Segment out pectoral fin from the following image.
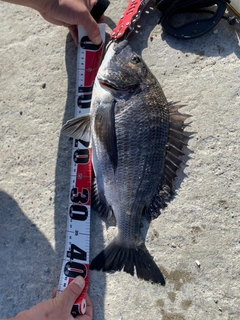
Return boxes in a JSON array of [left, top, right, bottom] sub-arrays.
[[61, 115, 90, 142], [94, 99, 118, 172]]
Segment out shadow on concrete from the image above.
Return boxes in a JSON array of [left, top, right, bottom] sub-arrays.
[[0, 191, 57, 318]]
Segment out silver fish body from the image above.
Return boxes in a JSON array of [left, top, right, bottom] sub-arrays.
[[62, 41, 190, 284]]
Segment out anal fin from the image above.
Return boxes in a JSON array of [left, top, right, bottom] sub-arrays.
[[91, 177, 112, 220]]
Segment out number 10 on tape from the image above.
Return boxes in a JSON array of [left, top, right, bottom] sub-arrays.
[[57, 24, 106, 316]]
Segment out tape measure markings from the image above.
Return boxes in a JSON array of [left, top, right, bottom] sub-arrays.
[[57, 24, 106, 316]]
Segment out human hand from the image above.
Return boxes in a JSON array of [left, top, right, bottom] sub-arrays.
[[10, 276, 93, 320], [40, 0, 103, 45]]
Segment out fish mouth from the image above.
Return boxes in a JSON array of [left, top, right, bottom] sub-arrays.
[[99, 79, 139, 93], [99, 79, 119, 91]]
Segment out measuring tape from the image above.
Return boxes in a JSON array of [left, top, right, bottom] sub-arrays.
[[57, 24, 106, 316]]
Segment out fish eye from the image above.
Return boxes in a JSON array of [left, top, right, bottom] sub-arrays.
[[131, 55, 141, 64]]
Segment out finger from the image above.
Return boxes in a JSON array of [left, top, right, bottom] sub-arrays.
[[98, 14, 106, 24], [56, 276, 85, 311], [40, 13, 72, 27], [78, 11, 102, 45], [68, 25, 79, 46], [85, 294, 93, 318], [52, 287, 58, 298]]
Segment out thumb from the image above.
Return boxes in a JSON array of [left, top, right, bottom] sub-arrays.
[[79, 12, 102, 45], [56, 276, 85, 310]]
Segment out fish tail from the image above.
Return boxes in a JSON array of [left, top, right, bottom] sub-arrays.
[[90, 239, 165, 285]]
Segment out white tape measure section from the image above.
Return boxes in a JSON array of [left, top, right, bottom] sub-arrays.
[[75, 25, 105, 118]]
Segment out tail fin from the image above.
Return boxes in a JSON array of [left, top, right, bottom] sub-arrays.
[[90, 239, 165, 285]]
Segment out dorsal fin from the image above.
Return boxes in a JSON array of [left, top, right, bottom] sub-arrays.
[[145, 102, 191, 222]]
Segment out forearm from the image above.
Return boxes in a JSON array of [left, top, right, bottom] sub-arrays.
[[1, 0, 49, 13]]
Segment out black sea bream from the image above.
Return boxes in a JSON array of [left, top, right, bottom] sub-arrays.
[[62, 41, 190, 284]]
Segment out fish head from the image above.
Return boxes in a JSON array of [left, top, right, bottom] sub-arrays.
[[97, 40, 151, 98]]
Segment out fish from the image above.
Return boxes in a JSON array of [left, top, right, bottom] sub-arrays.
[[61, 40, 190, 285]]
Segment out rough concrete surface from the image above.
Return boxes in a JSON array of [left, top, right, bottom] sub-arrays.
[[0, 1, 240, 319]]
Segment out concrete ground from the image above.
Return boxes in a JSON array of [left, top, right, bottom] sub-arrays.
[[0, 1, 239, 319]]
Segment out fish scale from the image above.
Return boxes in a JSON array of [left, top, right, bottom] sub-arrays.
[[61, 40, 190, 285], [115, 119, 150, 203]]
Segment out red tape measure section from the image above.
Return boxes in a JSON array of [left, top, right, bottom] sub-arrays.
[[57, 24, 106, 317]]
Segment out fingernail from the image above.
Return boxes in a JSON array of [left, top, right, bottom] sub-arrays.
[[74, 276, 85, 289], [93, 35, 102, 45]]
